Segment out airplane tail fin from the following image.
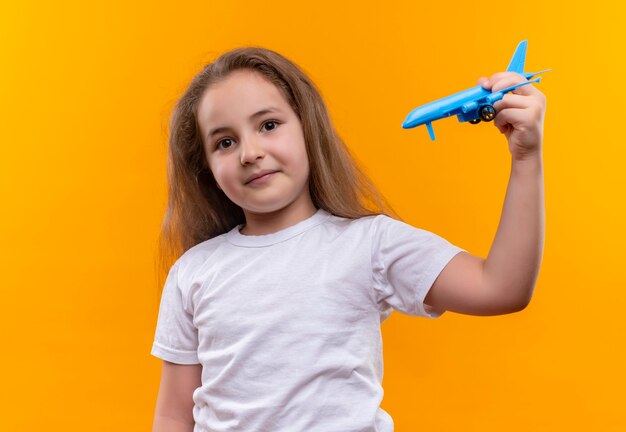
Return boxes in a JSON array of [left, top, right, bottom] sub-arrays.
[[426, 122, 436, 141], [506, 40, 527, 74]]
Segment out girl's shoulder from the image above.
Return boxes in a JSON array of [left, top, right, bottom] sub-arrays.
[[336, 212, 401, 230], [324, 211, 406, 240], [174, 232, 230, 276], [347, 212, 440, 241]]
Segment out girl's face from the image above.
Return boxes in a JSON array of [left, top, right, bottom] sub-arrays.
[[197, 69, 314, 223]]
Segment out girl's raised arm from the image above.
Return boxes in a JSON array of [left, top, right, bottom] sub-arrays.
[[424, 72, 546, 316]]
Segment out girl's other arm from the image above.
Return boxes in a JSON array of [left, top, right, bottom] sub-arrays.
[[152, 360, 202, 432], [425, 72, 546, 316]]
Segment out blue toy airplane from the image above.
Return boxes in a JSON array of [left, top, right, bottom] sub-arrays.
[[402, 40, 550, 140]]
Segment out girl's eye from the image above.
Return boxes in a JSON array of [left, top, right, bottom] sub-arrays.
[[215, 138, 233, 150], [214, 120, 280, 150], [261, 120, 280, 132]]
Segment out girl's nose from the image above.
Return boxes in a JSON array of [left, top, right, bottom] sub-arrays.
[[239, 136, 265, 165]]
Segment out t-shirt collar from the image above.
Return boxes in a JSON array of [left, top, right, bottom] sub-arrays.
[[226, 208, 331, 247]]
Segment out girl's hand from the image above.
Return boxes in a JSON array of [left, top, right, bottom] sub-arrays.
[[478, 72, 546, 162]]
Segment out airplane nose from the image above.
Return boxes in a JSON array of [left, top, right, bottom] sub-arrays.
[[402, 107, 429, 129]]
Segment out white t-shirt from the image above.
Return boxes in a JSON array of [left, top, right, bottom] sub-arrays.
[[151, 208, 466, 431]]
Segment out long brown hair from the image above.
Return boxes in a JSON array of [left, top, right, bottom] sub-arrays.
[[155, 46, 399, 289]]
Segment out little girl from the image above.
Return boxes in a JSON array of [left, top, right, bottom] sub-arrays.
[[151, 46, 546, 432]]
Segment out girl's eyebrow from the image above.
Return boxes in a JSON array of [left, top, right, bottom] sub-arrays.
[[206, 107, 280, 140]]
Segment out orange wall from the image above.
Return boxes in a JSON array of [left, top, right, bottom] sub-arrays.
[[1, 0, 625, 430]]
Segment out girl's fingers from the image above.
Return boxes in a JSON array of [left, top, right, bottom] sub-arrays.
[[491, 74, 545, 98], [493, 107, 528, 131], [495, 94, 546, 114], [480, 72, 531, 96], [486, 73, 519, 92], [487, 72, 528, 91], [487, 71, 524, 84], [479, 72, 546, 118], [494, 93, 531, 111], [478, 77, 490, 89], [494, 78, 533, 95], [480, 72, 543, 98]]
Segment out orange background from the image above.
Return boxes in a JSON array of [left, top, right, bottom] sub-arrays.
[[1, 1, 625, 430]]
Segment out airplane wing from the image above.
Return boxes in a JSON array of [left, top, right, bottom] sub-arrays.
[[497, 77, 541, 97]]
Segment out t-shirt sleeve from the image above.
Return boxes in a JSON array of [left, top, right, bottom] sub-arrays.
[[151, 260, 200, 364], [371, 215, 467, 319]]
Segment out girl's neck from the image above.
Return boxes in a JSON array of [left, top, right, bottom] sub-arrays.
[[240, 200, 318, 236]]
